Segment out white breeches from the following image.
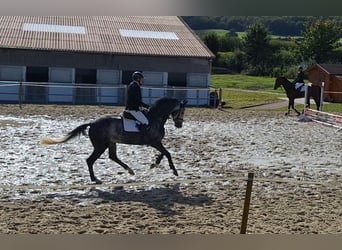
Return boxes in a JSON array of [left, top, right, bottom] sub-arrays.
[[295, 82, 305, 92], [125, 110, 149, 125]]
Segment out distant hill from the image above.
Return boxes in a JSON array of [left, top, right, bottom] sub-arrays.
[[181, 16, 342, 36]]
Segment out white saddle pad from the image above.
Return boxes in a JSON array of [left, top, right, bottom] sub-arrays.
[[298, 85, 305, 93], [123, 118, 139, 132]]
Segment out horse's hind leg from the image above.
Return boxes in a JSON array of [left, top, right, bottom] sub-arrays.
[[150, 153, 164, 169], [108, 143, 135, 175], [290, 99, 301, 116], [151, 142, 178, 176], [86, 146, 107, 184]]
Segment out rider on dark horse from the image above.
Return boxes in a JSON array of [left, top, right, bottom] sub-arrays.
[[125, 71, 151, 137], [293, 66, 305, 92]]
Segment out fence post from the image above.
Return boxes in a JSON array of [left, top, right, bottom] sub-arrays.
[[240, 172, 254, 234], [19, 81, 23, 110], [218, 87, 222, 103]]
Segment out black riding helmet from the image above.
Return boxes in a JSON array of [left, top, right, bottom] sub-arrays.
[[132, 71, 144, 81]]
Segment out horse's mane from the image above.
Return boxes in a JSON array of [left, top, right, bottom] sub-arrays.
[[276, 76, 295, 88], [148, 97, 179, 118], [277, 76, 291, 82]]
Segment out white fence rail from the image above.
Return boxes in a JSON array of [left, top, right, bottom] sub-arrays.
[[0, 81, 212, 107]]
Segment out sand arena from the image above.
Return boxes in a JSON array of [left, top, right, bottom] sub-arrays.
[[0, 104, 341, 233]]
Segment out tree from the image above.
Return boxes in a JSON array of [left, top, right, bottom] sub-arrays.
[[219, 32, 242, 52], [300, 19, 342, 63], [243, 22, 272, 75], [201, 31, 220, 55]]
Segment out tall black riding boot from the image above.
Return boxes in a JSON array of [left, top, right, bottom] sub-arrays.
[[137, 123, 151, 142]]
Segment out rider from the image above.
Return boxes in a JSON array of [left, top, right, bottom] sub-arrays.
[[293, 66, 305, 91], [125, 71, 150, 134]]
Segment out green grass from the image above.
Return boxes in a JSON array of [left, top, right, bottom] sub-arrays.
[[211, 74, 278, 91], [219, 88, 282, 109], [211, 74, 342, 113]]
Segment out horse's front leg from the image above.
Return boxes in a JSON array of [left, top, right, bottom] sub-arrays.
[[151, 142, 178, 176], [286, 100, 292, 115]]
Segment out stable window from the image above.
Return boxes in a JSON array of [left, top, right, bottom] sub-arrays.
[[167, 72, 187, 100], [25, 66, 48, 103], [75, 68, 97, 104], [168, 72, 187, 87], [121, 70, 135, 85], [75, 68, 96, 84]]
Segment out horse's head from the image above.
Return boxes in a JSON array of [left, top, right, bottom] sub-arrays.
[[148, 97, 187, 128], [170, 99, 187, 128], [274, 77, 285, 90]]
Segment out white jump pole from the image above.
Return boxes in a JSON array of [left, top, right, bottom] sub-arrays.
[[319, 82, 325, 111], [304, 83, 309, 110]]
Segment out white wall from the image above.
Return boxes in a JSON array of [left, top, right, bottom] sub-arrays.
[[48, 67, 74, 103], [97, 69, 121, 104], [187, 73, 209, 87], [0, 65, 24, 101]]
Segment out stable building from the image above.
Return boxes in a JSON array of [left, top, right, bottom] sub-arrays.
[[0, 16, 214, 106], [306, 64, 342, 103]]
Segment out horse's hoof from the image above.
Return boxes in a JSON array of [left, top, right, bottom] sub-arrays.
[[92, 178, 102, 184], [173, 170, 179, 176], [128, 169, 135, 175], [150, 163, 157, 169]]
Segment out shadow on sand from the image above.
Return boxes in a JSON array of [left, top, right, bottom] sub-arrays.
[[48, 183, 212, 216]]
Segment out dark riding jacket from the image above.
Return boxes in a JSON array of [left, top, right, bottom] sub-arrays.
[[294, 71, 305, 83], [125, 81, 149, 111]]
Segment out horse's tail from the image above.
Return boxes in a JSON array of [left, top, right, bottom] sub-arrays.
[[41, 123, 91, 145]]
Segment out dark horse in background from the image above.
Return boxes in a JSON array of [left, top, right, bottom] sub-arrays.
[[274, 77, 321, 116], [41, 97, 187, 184]]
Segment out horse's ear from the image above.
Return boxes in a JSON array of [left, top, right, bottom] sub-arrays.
[[181, 100, 188, 106]]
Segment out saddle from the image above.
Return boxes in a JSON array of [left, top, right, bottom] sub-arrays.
[[120, 111, 140, 132], [295, 83, 305, 93]]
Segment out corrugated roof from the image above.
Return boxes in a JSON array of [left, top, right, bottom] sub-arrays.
[[307, 64, 342, 75], [0, 16, 214, 59]]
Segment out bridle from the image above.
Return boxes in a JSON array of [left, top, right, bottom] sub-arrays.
[[172, 105, 184, 124], [170, 101, 187, 128]]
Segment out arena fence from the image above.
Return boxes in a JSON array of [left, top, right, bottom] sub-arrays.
[[303, 82, 342, 131], [0, 81, 214, 108]]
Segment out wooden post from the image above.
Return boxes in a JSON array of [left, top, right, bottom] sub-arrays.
[[218, 87, 222, 103], [19, 81, 23, 110], [240, 172, 254, 234], [217, 88, 222, 110]]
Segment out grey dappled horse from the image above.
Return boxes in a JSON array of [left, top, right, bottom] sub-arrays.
[[41, 97, 187, 184]]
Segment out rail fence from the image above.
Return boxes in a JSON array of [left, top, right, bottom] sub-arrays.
[[303, 82, 342, 130], [0, 81, 220, 108]]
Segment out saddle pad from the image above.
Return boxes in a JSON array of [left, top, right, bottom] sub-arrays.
[[123, 118, 139, 132], [298, 85, 305, 93]]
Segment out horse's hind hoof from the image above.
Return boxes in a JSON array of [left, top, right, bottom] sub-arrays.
[[92, 178, 103, 185], [128, 169, 135, 175], [173, 170, 179, 176]]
